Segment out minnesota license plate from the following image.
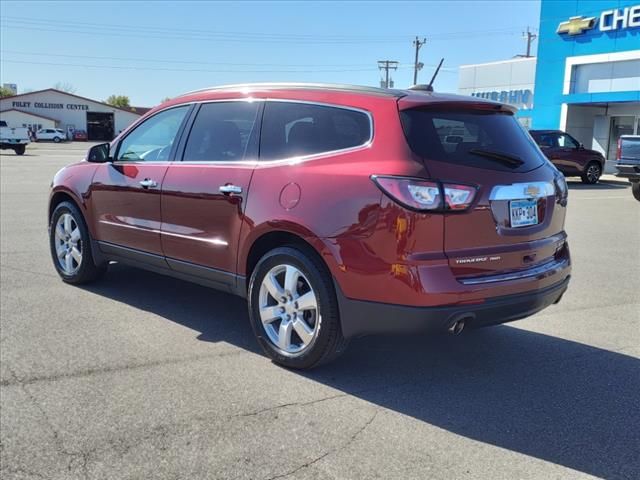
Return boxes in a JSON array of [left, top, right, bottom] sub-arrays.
[[510, 199, 538, 227]]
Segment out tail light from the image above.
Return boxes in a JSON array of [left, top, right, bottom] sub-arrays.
[[617, 138, 622, 161], [371, 175, 476, 212], [553, 173, 568, 206]]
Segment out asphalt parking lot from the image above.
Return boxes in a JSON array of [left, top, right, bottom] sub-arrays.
[[1, 143, 639, 480]]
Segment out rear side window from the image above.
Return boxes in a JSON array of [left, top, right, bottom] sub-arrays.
[[260, 102, 371, 161], [183, 102, 260, 162], [400, 109, 545, 172]]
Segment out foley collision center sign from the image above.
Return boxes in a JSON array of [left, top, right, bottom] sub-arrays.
[[557, 4, 640, 35]]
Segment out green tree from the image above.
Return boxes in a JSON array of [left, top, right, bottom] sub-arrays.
[[0, 86, 15, 98], [105, 95, 131, 108]]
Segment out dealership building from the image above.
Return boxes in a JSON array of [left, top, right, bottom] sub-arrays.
[[459, 0, 640, 170], [0, 89, 142, 140]]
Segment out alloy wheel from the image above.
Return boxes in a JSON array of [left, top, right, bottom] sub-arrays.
[[258, 264, 319, 356], [54, 213, 83, 275], [586, 164, 601, 183]]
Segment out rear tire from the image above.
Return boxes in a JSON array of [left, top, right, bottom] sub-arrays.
[[581, 161, 602, 184], [632, 182, 640, 202], [49, 201, 106, 284], [53, 136, 61, 143], [248, 246, 348, 369], [14, 145, 25, 155]]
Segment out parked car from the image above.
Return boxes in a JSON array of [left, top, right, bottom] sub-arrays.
[[614, 135, 640, 201], [529, 129, 605, 184], [36, 128, 67, 142], [0, 120, 30, 155], [48, 83, 571, 369], [73, 129, 88, 141]]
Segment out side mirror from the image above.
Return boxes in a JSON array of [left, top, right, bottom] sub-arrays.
[[578, 143, 585, 150], [87, 143, 111, 163]]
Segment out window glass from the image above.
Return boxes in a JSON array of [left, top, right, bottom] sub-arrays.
[[558, 133, 579, 149], [183, 102, 259, 162], [400, 109, 545, 172], [261, 102, 371, 160], [117, 106, 189, 162]]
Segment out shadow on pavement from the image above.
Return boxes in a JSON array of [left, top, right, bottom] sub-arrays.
[[567, 179, 630, 190], [84, 264, 640, 480]]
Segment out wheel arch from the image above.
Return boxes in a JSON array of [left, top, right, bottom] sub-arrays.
[[242, 228, 342, 294], [49, 189, 82, 223]]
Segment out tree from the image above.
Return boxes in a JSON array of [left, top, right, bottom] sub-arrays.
[[105, 95, 131, 108], [53, 82, 76, 93], [0, 86, 15, 98]]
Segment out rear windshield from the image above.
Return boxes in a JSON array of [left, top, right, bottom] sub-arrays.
[[620, 138, 640, 160], [400, 109, 545, 172]]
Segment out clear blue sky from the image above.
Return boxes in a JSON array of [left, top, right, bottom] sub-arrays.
[[0, 0, 540, 107]]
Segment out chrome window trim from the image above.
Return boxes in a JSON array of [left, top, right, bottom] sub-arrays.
[[170, 98, 374, 167], [489, 181, 555, 201]]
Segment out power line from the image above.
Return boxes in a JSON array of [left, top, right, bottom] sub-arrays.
[[0, 58, 425, 74]]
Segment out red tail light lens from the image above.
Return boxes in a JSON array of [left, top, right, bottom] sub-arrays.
[[443, 184, 476, 210], [371, 176, 476, 212], [617, 138, 622, 161]]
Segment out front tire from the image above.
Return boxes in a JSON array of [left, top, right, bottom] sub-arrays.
[[49, 201, 106, 284], [248, 246, 347, 369], [581, 161, 602, 184], [53, 136, 61, 143], [14, 145, 25, 155]]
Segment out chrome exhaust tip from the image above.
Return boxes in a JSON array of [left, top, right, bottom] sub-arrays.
[[448, 318, 466, 335]]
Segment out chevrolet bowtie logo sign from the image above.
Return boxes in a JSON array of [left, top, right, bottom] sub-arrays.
[[525, 185, 540, 197], [557, 16, 596, 35]]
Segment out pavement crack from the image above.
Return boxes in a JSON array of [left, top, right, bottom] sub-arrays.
[[264, 410, 379, 480], [235, 392, 347, 418], [0, 350, 247, 387]]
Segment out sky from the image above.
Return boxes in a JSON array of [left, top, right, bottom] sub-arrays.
[[0, 0, 541, 107]]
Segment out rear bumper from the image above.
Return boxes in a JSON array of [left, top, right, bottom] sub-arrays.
[[336, 275, 570, 339], [615, 163, 640, 180]]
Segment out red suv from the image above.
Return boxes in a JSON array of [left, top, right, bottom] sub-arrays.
[[48, 84, 571, 369]]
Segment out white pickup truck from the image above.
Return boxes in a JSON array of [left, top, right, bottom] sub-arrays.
[[0, 120, 30, 155]]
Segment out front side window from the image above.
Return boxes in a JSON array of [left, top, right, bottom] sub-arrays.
[[117, 106, 189, 162], [558, 133, 579, 149], [260, 102, 371, 161], [182, 101, 260, 162]]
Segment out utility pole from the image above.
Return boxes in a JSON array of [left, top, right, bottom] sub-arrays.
[[412, 36, 426, 84], [522, 27, 537, 57], [377, 60, 399, 88]]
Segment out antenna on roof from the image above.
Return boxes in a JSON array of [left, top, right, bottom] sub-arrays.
[[408, 58, 444, 92]]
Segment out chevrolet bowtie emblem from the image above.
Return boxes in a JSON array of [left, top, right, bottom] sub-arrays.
[[525, 185, 540, 197], [557, 16, 596, 35]]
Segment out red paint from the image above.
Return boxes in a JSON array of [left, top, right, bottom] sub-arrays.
[[50, 85, 571, 311]]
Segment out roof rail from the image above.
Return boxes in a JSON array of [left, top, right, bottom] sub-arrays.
[[177, 82, 406, 98]]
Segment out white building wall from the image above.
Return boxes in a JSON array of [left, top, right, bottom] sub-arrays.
[[0, 90, 140, 136], [458, 57, 537, 110], [0, 110, 56, 129]]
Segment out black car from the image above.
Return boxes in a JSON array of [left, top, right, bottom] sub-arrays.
[[530, 130, 605, 184]]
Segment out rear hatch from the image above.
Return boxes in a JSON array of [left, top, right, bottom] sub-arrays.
[[398, 98, 567, 279], [618, 136, 640, 165]]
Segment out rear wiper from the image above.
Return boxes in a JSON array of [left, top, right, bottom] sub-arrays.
[[468, 148, 524, 167]]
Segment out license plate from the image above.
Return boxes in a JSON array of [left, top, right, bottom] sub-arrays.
[[510, 199, 538, 227]]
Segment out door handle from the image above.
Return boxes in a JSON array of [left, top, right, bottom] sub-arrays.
[[219, 184, 242, 195], [139, 178, 158, 189]]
